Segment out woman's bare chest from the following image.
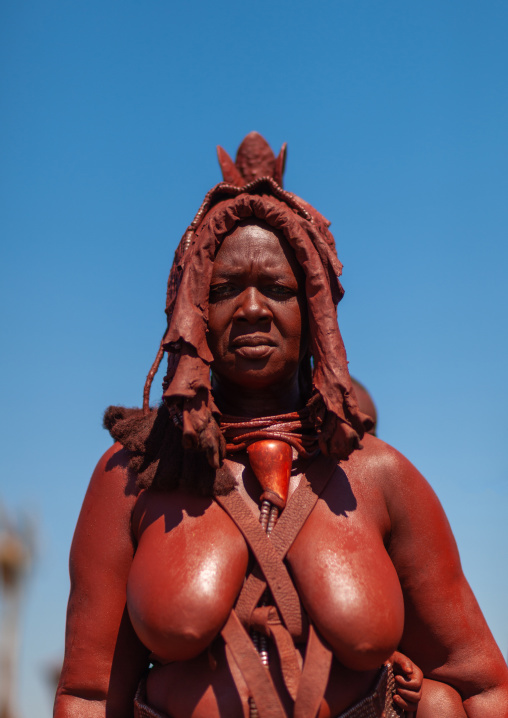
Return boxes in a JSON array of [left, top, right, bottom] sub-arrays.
[[127, 491, 249, 662], [286, 484, 405, 669], [127, 463, 403, 668]]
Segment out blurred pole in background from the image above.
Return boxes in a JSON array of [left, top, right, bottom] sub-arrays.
[[0, 505, 35, 718]]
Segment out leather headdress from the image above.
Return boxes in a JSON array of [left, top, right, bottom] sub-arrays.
[[105, 133, 370, 493]]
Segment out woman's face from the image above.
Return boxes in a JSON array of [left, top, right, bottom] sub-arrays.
[[207, 221, 307, 396]]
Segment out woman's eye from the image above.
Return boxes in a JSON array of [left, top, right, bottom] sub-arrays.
[[209, 284, 236, 300], [267, 285, 296, 298], [209, 283, 297, 301]]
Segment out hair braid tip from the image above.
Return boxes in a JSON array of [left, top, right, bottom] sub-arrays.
[[143, 342, 165, 414]]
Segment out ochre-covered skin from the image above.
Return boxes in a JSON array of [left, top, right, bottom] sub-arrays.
[[55, 136, 508, 718], [128, 490, 249, 664], [55, 436, 508, 717]]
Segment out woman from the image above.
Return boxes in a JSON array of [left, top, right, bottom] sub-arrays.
[[55, 133, 508, 718]]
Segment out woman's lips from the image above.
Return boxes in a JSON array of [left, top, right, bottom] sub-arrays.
[[230, 335, 275, 360], [234, 345, 275, 360]]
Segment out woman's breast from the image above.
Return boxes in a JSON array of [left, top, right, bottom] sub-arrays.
[[127, 490, 249, 662], [287, 492, 404, 671]]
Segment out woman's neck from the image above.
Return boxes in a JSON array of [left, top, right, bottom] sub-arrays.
[[211, 374, 304, 418]]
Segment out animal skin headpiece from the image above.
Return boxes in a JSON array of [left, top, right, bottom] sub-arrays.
[[105, 133, 370, 494]]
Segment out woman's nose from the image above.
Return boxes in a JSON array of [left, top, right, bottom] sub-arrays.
[[234, 287, 272, 324]]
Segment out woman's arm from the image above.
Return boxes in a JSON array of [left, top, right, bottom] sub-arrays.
[[377, 439, 508, 717], [54, 443, 150, 718]]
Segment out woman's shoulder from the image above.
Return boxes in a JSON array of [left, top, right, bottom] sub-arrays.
[[95, 440, 130, 470], [84, 441, 142, 505], [348, 435, 454, 546], [346, 434, 439, 510], [347, 433, 420, 480]]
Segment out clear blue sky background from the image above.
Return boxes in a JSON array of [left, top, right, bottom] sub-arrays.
[[1, 2, 507, 715]]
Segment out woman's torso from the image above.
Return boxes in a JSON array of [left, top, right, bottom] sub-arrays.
[[127, 441, 404, 717]]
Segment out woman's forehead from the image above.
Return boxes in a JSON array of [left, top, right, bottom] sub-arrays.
[[213, 221, 298, 272]]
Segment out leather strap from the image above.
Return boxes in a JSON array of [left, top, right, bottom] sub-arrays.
[[216, 453, 339, 717], [293, 624, 333, 718], [217, 488, 304, 637], [235, 564, 268, 632], [221, 610, 287, 718], [249, 605, 303, 701], [218, 453, 338, 639]]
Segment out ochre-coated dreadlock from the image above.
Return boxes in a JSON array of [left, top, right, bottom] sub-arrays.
[[104, 132, 372, 496]]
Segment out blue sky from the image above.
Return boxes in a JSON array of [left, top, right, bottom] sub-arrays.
[[1, 2, 507, 714]]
